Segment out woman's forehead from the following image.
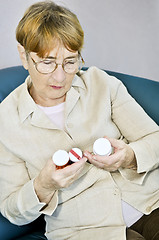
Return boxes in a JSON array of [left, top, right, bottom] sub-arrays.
[[48, 46, 78, 58], [31, 44, 78, 60]]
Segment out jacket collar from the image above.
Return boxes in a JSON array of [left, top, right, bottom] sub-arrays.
[[18, 74, 86, 129]]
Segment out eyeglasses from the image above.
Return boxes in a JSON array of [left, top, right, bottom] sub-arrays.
[[29, 53, 85, 74]]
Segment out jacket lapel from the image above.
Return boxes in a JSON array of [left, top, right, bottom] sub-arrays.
[[18, 75, 84, 130], [30, 107, 59, 129], [65, 86, 80, 120]]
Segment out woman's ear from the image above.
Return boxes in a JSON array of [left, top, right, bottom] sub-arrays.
[[17, 44, 29, 70]]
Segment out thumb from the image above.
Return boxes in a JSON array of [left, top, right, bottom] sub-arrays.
[[103, 136, 119, 149], [45, 158, 56, 171]]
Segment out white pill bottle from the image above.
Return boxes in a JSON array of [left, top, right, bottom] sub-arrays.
[[93, 138, 112, 156], [52, 150, 69, 169], [69, 148, 83, 163]]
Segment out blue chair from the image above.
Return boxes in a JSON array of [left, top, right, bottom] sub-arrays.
[[0, 214, 46, 240], [0, 66, 158, 239]]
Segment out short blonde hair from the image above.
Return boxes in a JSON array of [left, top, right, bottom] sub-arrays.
[[16, 1, 84, 57]]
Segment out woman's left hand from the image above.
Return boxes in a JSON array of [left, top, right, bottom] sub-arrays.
[[84, 137, 137, 172]]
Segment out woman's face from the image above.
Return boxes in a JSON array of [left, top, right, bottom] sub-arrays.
[[25, 44, 78, 107]]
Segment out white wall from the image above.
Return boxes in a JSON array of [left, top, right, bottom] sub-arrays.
[[0, 0, 159, 81]]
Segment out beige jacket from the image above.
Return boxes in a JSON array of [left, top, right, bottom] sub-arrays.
[[0, 67, 159, 240]]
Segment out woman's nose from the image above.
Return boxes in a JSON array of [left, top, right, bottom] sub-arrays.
[[52, 64, 66, 82]]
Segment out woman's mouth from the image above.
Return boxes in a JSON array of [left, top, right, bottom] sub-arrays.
[[50, 85, 63, 90]]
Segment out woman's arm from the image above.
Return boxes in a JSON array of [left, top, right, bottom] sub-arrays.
[[84, 75, 159, 182], [0, 141, 87, 225]]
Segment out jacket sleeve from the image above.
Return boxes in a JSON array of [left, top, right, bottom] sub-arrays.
[[0, 142, 58, 225], [110, 76, 159, 184]]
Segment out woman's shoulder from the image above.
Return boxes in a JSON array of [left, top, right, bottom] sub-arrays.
[[80, 66, 122, 85], [0, 83, 25, 115], [77, 66, 122, 94]]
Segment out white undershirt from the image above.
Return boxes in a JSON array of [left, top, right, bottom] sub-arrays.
[[38, 102, 65, 129], [37, 102, 143, 227], [121, 200, 143, 227]]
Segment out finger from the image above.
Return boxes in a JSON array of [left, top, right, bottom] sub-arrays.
[[84, 149, 115, 166], [58, 157, 87, 177], [89, 157, 119, 171], [103, 136, 124, 149], [58, 157, 87, 187], [83, 151, 93, 160], [88, 157, 106, 168], [42, 158, 56, 173]]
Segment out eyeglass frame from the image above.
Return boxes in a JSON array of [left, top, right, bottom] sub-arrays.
[[28, 52, 85, 75]]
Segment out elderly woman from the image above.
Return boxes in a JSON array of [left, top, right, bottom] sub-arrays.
[[0, 1, 159, 240]]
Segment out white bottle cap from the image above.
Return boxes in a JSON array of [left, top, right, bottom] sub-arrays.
[[93, 138, 112, 156], [52, 150, 69, 167], [69, 148, 83, 163]]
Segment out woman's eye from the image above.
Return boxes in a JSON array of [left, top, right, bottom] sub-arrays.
[[65, 61, 76, 65], [43, 61, 53, 65]]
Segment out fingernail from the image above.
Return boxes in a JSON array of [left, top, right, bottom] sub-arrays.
[[93, 156, 96, 160], [83, 152, 88, 157]]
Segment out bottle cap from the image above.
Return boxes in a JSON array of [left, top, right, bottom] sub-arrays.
[[52, 150, 69, 168], [69, 148, 83, 162], [93, 138, 112, 156]]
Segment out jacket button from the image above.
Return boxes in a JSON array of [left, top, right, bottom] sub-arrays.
[[114, 188, 119, 196]]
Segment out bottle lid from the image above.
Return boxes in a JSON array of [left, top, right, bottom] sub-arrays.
[[52, 150, 69, 167], [93, 138, 112, 156], [69, 148, 82, 162]]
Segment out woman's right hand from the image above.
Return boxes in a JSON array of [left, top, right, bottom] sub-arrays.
[[34, 157, 87, 204]]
